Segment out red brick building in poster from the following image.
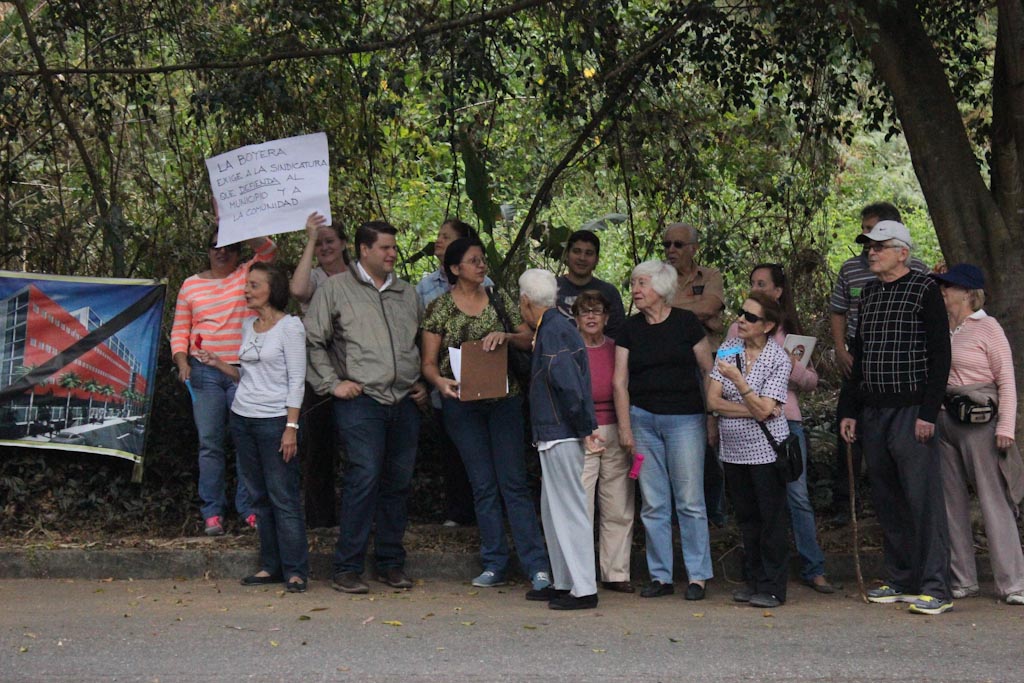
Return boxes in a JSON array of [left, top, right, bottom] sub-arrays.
[[1, 284, 146, 423]]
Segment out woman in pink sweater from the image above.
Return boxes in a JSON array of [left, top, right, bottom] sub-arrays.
[[730, 264, 837, 593], [573, 290, 635, 593], [932, 264, 1023, 605]]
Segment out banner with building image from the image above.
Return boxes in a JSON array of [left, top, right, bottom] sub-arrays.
[[0, 271, 165, 481]]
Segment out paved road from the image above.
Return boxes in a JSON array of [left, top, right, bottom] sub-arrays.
[[1, 578, 1020, 682]]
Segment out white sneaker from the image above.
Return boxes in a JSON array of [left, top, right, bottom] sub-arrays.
[[952, 585, 980, 599], [1006, 592, 1024, 605]]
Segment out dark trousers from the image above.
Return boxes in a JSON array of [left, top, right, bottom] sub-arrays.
[[432, 408, 475, 524], [725, 461, 789, 601], [301, 387, 340, 528], [704, 444, 726, 526], [861, 405, 951, 600], [331, 395, 420, 575]]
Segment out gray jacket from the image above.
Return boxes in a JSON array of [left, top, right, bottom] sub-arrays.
[[304, 267, 422, 405]]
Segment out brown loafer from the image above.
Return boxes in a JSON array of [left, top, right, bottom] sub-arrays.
[[378, 567, 413, 589], [602, 581, 635, 594], [802, 577, 840, 594]]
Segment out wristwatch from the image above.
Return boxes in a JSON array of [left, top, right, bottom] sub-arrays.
[[285, 422, 300, 430]]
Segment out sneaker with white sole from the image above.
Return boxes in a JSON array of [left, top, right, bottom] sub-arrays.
[[866, 584, 909, 603], [952, 584, 979, 599], [472, 571, 507, 587], [204, 515, 224, 537], [907, 595, 953, 615], [1005, 592, 1024, 605], [531, 571, 552, 591]]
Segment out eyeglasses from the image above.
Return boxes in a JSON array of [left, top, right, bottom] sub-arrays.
[[576, 307, 607, 317], [736, 308, 764, 324], [662, 240, 696, 250], [866, 242, 901, 253], [460, 257, 486, 267]]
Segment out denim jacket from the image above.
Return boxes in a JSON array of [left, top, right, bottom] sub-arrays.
[[528, 308, 598, 443]]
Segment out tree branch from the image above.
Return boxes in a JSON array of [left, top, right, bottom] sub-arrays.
[[0, 0, 556, 77]]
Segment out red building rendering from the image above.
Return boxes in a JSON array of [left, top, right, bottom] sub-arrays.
[[1, 284, 146, 418]]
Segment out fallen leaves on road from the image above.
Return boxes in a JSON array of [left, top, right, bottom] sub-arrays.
[[361, 616, 375, 626], [382, 620, 403, 627]]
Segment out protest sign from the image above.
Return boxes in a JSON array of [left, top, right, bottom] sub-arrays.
[[0, 271, 165, 482], [206, 132, 331, 245]]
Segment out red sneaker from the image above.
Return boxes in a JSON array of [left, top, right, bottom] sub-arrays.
[[204, 515, 224, 536], [245, 514, 257, 530]]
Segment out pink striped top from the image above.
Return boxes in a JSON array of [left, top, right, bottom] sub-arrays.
[[725, 322, 817, 422], [948, 311, 1017, 438], [169, 239, 276, 364]]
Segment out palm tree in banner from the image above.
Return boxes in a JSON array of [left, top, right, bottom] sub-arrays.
[[83, 379, 100, 422], [121, 387, 135, 417], [13, 364, 37, 436], [58, 371, 82, 429], [99, 384, 115, 420]]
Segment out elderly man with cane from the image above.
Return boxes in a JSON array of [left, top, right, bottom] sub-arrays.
[[518, 268, 604, 610]]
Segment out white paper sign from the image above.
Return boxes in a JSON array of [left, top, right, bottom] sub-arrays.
[[206, 132, 331, 245]]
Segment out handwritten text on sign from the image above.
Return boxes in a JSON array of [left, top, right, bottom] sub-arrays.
[[206, 132, 331, 245]]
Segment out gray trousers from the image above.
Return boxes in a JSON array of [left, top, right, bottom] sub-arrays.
[[937, 411, 1024, 597], [540, 440, 597, 597], [861, 405, 951, 600]]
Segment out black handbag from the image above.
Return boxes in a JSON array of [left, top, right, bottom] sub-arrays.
[[485, 287, 533, 387], [735, 353, 802, 483], [758, 421, 804, 483], [944, 394, 994, 424]]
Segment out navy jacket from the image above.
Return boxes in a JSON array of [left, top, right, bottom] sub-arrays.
[[528, 308, 598, 443]]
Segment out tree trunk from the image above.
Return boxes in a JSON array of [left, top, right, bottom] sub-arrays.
[[853, 0, 1024, 441]]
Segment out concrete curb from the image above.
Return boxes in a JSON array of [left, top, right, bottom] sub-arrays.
[[0, 545, 990, 584]]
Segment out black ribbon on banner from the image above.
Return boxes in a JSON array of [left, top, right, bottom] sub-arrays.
[[0, 284, 165, 402]]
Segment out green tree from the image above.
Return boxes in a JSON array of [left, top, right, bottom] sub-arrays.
[[99, 384, 115, 420], [58, 371, 82, 430]]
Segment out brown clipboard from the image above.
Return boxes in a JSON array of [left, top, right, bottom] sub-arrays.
[[459, 340, 508, 401]]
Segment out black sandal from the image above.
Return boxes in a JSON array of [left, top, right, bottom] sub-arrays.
[[286, 577, 308, 593]]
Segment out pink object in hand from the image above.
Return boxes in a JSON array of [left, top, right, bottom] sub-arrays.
[[195, 334, 203, 350], [628, 453, 645, 480]]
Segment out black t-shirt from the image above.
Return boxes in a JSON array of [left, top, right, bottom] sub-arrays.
[[616, 307, 706, 415]]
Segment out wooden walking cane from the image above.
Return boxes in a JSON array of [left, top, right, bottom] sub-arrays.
[[847, 440, 868, 602]]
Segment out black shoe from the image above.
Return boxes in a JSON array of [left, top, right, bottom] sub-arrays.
[[286, 578, 308, 593], [526, 587, 569, 602], [240, 572, 283, 586], [640, 581, 674, 598], [331, 571, 369, 594], [602, 581, 635, 594], [685, 583, 706, 601], [732, 587, 753, 603], [377, 567, 413, 589], [549, 593, 599, 610], [749, 593, 783, 608]]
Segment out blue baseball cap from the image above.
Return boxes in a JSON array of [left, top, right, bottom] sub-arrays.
[[930, 263, 985, 290]]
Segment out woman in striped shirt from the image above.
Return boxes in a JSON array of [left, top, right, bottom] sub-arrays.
[[933, 264, 1024, 605], [170, 231, 276, 536]]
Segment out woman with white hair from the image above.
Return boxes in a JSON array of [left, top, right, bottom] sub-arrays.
[[519, 268, 603, 609], [613, 260, 715, 600]]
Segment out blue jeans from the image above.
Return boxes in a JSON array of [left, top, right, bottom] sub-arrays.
[[190, 358, 252, 519], [442, 395, 549, 578], [631, 408, 713, 583], [231, 414, 309, 580], [787, 421, 825, 580], [332, 394, 420, 574]]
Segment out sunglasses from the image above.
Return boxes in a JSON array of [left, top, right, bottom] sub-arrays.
[[662, 240, 695, 250], [736, 308, 764, 324], [866, 242, 901, 253]]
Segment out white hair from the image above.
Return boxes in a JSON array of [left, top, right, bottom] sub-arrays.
[[518, 268, 558, 308], [663, 222, 698, 243], [890, 238, 912, 253], [632, 260, 677, 301]]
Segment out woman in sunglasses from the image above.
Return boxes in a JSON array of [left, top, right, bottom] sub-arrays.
[[170, 230, 276, 536], [196, 262, 309, 592], [724, 264, 837, 595], [708, 291, 792, 608]]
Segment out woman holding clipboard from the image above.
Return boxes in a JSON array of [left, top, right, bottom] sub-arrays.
[[420, 237, 552, 595]]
